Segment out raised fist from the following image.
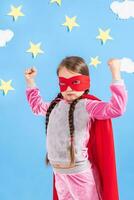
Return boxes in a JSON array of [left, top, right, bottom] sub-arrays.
[[24, 67, 37, 80]]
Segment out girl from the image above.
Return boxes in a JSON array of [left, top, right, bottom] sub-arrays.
[[24, 56, 127, 200]]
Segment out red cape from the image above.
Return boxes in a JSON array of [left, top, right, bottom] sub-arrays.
[[53, 94, 119, 200]]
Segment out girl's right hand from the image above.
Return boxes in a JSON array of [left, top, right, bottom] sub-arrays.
[[24, 67, 37, 80]]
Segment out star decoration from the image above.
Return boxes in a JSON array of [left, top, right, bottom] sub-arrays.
[[62, 16, 79, 32], [26, 42, 44, 58], [89, 56, 101, 68], [0, 80, 14, 95], [50, 0, 62, 6], [8, 5, 24, 21], [96, 28, 113, 44]]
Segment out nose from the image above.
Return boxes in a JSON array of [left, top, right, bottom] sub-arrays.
[[66, 86, 72, 91]]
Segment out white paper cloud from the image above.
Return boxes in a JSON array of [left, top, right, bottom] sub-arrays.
[[110, 0, 134, 19], [120, 57, 134, 73], [0, 29, 14, 47]]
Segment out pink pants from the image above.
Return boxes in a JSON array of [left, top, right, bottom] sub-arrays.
[[54, 168, 99, 200]]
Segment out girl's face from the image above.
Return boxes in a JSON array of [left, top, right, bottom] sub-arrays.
[[58, 67, 85, 103]]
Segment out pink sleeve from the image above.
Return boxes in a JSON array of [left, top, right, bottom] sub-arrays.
[[26, 87, 51, 116], [86, 81, 128, 119]]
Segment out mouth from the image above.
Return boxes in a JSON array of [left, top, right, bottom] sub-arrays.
[[67, 94, 75, 96]]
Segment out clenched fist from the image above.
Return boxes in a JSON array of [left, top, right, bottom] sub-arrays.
[[24, 67, 37, 80], [107, 58, 121, 80], [24, 67, 37, 88]]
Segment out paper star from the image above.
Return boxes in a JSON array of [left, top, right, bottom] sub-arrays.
[[96, 28, 113, 44], [89, 56, 101, 68], [8, 5, 24, 21], [26, 42, 44, 58], [50, 0, 62, 6], [0, 80, 14, 95], [62, 16, 79, 32]]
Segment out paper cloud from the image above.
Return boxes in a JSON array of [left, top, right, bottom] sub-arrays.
[[120, 57, 134, 73], [0, 29, 14, 47], [110, 1, 134, 19]]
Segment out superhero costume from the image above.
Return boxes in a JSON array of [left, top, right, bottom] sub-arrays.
[[53, 75, 119, 200]]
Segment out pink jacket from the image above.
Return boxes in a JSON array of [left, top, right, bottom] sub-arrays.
[[26, 80, 128, 120]]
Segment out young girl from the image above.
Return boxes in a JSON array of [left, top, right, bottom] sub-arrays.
[[24, 56, 127, 200]]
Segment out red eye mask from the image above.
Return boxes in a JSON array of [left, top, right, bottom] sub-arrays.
[[58, 75, 90, 92]]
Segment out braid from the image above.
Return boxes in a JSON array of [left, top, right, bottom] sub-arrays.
[[68, 89, 89, 167], [45, 89, 89, 167], [45, 92, 63, 166]]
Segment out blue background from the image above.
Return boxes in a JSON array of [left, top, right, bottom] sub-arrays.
[[0, 0, 133, 199]]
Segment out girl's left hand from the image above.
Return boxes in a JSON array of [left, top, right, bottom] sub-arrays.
[[107, 58, 121, 80]]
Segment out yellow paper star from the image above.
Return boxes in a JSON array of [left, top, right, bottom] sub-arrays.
[[26, 42, 44, 58], [8, 5, 24, 21], [96, 28, 113, 44], [62, 16, 79, 32], [50, 0, 62, 6], [0, 80, 14, 95], [89, 56, 101, 68]]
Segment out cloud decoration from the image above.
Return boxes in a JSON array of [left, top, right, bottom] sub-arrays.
[[0, 29, 14, 47], [110, 0, 134, 19], [120, 57, 134, 73]]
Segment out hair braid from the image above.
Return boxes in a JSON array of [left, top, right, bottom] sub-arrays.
[[68, 89, 89, 167], [45, 89, 89, 167], [45, 92, 63, 165]]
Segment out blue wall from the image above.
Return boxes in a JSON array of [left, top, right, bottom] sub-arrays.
[[0, 1, 133, 199]]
